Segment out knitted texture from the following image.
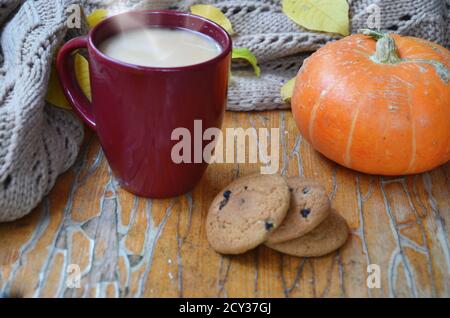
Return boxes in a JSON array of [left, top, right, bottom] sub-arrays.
[[0, 0, 84, 221], [0, 0, 449, 222], [85, 0, 450, 110]]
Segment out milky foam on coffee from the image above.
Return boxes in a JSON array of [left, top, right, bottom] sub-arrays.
[[99, 27, 222, 68]]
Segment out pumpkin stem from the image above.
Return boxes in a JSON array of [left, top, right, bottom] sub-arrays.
[[360, 29, 401, 64], [359, 29, 385, 40]]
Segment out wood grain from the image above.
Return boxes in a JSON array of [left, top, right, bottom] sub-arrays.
[[0, 110, 448, 298]]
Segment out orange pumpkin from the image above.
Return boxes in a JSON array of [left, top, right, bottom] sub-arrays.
[[291, 30, 450, 175]]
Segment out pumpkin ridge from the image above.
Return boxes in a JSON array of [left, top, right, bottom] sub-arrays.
[[308, 89, 328, 146], [406, 86, 416, 173], [308, 65, 371, 146], [345, 97, 366, 167]]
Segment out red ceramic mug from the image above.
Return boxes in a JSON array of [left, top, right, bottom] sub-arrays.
[[57, 10, 232, 198]]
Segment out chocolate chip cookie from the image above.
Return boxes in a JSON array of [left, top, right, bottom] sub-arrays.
[[265, 210, 349, 257], [266, 177, 330, 244], [206, 173, 290, 254]]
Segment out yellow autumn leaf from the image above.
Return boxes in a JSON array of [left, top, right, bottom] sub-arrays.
[[46, 63, 71, 110], [86, 9, 109, 29], [46, 55, 92, 109], [282, 0, 349, 36], [74, 54, 91, 101], [232, 48, 261, 77], [46, 9, 107, 109], [190, 4, 234, 35], [280, 77, 296, 103]]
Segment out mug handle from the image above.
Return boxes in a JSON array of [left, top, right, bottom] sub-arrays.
[[56, 36, 96, 130]]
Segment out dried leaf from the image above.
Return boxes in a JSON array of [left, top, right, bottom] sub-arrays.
[[190, 4, 234, 35], [282, 0, 349, 36], [46, 55, 91, 109], [46, 64, 71, 110], [232, 48, 261, 77], [74, 54, 91, 101], [86, 9, 109, 29], [46, 10, 107, 109], [280, 77, 296, 103]]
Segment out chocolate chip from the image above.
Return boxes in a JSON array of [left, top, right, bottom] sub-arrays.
[[244, 186, 248, 190], [300, 208, 311, 218], [302, 187, 310, 194], [219, 190, 232, 210], [289, 187, 293, 192], [265, 221, 274, 231]]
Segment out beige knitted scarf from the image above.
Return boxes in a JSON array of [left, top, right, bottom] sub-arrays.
[[0, 0, 449, 221]]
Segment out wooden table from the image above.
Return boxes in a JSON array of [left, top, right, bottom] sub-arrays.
[[0, 110, 448, 298]]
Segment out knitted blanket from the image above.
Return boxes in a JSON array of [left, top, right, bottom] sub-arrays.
[[0, 0, 449, 221], [0, 0, 84, 222]]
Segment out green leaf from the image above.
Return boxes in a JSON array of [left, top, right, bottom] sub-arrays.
[[280, 77, 296, 103], [232, 48, 261, 77], [282, 0, 349, 36], [190, 4, 234, 35]]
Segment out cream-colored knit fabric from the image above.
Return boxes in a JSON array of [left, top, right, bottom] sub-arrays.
[[0, 0, 448, 221], [0, 0, 84, 221]]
